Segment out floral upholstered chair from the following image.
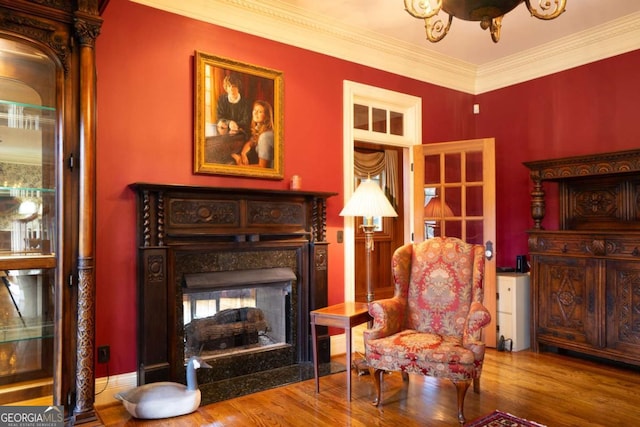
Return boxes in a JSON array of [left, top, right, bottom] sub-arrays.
[[363, 236, 490, 425]]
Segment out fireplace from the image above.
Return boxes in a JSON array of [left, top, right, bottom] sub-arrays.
[[131, 183, 336, 403], [182, 268, 295, 359]]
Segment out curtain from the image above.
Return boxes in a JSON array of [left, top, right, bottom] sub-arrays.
[[353, 149, 399, 209]]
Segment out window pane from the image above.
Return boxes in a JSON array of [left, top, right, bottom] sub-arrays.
[[424, 155, 440, 185], [372, 108, 386, 133], [466, 150, 483, 182], [444, 153, 461, 183], [354, 104, 368, 130], [443, 220, 461, 239], [444, 187, 461, 216], [466, 220, 484, 245], [390, 111, 403, 136], [466, 186, 483, 216]]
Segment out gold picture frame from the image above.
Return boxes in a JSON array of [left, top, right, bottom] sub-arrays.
[[193, 51, 284, 179]]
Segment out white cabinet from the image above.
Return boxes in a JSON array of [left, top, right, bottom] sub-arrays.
[[496, 273, 530, 352]]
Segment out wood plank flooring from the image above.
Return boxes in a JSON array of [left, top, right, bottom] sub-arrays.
[[96, 349, 640, 426]]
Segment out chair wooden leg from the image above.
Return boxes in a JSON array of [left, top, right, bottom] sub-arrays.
[[372, 369, 384, 406], [473, 377, 480, 393], [452, 378, 472, 425]]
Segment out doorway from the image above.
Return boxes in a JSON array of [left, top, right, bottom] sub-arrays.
[[342, 81, 422, 303], [352, 142, 405, 302]]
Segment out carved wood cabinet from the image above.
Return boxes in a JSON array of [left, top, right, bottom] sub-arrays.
[[0, 0, 101, 423], [525, 150, 640, 366]]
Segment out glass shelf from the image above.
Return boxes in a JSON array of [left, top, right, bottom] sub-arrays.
[[0, 186, 54, 193], [0, 318, 54, 344], [0, 99, 55, 127]]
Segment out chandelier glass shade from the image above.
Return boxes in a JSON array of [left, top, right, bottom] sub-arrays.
[[404, 0, 567, 43]]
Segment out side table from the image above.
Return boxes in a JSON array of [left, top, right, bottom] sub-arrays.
[[310, 302, 371, 401]]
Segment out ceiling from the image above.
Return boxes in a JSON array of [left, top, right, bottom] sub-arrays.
[[132, 0, 640, 93], [280, 0, 640, 64]]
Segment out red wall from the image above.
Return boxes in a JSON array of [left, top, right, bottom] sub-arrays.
[[96, 0, 640, 377], [476, 51, 640, 266], [95, 0, 475, 376]]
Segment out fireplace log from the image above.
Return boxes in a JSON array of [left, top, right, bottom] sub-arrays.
[[185, 308, 268, 354]]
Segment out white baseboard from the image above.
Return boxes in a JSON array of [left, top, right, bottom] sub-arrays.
[[94, 371, 137, 407]]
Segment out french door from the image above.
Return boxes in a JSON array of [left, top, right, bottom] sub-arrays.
[[413, 138, 497, 347]]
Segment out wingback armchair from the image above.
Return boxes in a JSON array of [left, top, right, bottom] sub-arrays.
[[363, 237, 491, 425]]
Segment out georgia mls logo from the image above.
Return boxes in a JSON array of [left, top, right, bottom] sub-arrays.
[[43, 406, 63, 419], [0, 405, 63, 427]]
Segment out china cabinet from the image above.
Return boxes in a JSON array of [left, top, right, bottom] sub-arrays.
[[0, 0, 101, 423], [525, 149, 640, 367]]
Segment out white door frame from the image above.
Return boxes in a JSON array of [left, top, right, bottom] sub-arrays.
[[342, 81, 422, 302]]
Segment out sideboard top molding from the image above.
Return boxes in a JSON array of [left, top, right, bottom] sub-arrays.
[[523, 149, 640, 181]]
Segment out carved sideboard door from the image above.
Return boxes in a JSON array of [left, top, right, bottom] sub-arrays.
[[525, 150, 640, 367]]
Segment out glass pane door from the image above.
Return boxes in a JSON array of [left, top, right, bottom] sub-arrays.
[[420, 150, 486, 244], [413, 138, 496, 346], [0, 38, 57, 395]]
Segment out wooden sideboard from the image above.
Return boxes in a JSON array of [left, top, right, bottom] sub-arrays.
[[525, 150, 640, 366]]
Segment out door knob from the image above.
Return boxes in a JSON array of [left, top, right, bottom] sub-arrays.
[[484, 241, 494, 260]]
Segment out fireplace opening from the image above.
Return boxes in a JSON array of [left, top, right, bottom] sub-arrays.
[[182, 268, 294, 361]]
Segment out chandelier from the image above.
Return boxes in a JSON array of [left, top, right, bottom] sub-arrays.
[[404, 0, 567, 43]]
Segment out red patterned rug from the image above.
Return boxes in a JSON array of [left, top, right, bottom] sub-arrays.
[[465, 410, 546, 427]]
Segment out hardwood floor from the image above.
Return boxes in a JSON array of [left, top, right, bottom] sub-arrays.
[[96, 349, 640, 426]]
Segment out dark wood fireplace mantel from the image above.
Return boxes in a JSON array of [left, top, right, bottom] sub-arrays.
[[130, 183, 336, 388]]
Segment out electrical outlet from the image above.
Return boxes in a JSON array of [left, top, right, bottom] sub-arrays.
[[98, 345, 110, 364]]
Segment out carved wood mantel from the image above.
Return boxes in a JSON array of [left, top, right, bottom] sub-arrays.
[[130, 183, 336, 385]]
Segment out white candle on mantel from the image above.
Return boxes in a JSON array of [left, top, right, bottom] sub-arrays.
[[290, 175, 301, 190]]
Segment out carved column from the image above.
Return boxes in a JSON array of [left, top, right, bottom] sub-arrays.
[[529, 170, 545, 229], [73, 10, 102, 423]]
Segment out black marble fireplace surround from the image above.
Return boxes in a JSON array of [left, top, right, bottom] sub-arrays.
[[131, 183, 338, 404]]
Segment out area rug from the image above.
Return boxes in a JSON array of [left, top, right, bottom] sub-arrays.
[[465, 410, 546, 427]]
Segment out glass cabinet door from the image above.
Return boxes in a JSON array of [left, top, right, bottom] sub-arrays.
[[0, 38, 57, 396]]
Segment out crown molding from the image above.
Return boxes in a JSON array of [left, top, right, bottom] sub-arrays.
[[475, 11, 640, 94], [131, 0, 477, 92], [131, 0, 640, 95]]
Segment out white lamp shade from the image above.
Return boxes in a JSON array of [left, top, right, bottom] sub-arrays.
[[18, 200, 38, 216], [340, 179, 398, 218]]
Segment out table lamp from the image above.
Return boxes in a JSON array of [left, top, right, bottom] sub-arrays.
[[340, 178, 397, 303]]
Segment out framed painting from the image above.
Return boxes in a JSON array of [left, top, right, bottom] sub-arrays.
[[193, 51, 284, 179]]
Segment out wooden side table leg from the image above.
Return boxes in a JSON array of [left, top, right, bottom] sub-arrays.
[[311, 318, 319, 393], [346, 326, 352, 401]]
